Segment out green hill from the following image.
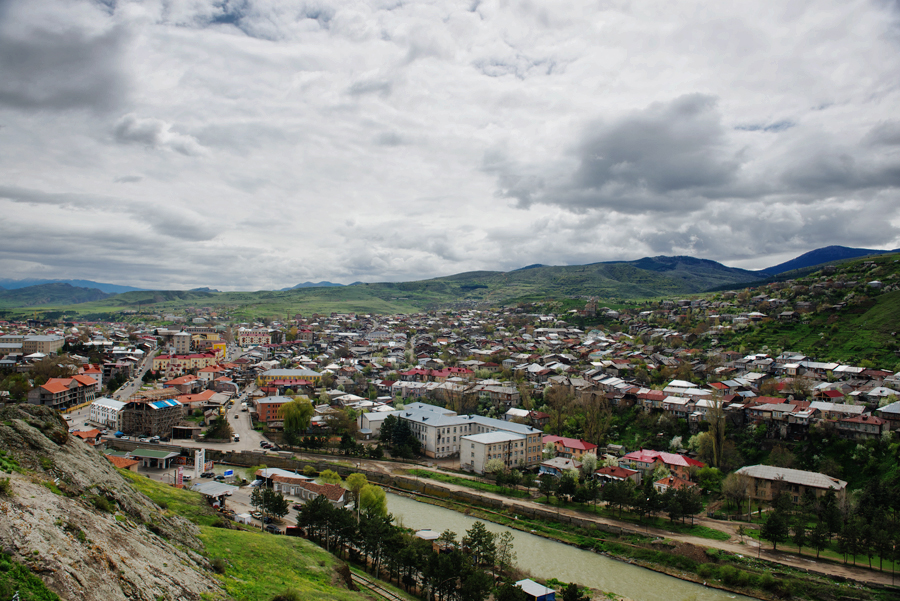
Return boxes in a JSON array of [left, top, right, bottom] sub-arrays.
[[717, 254, 900, 367], [0, 255, 765, 318], [0, 283, 110, 308]]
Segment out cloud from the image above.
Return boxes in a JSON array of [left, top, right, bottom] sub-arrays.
[[2, 0, 900, 288], [113, 114, 208, 156], [0, 2, 128, 112], [114, 175, 143, 183]]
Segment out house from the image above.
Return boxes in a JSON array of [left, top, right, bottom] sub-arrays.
[[542, 435, 597, 459], [515, 579, 555, 601], [539, 456, 581, 477], [735, 465, 847, 504], [621, 449, 704, 480], [836, 414, 885, 439], [462, 430, 529, 474], [594, 465, 641, 485], [105, 454, 140, 472], [291, 482, 347, 508], [653, 474, 697, 494]]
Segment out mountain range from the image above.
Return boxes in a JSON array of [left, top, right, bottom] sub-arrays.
[[0, 278, 144, 294], [2, 246, 898, 313]]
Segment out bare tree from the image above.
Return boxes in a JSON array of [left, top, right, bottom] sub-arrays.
[[581, 391, 613, 447], [545, 385, 574, 436], [721, 471, 752, 516]]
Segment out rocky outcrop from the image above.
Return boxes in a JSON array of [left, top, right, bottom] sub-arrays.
[[0, 404, 226, 601]]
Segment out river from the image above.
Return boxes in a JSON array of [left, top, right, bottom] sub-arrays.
[[386, 492, 755, 601]]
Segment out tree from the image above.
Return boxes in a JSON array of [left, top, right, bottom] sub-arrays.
[[495, 580, 527, 601], [521, 473, 536, 494], [721, 472, 751, 516], [557, 470, 578, 504], [320, 469, 342, 485], [494, 531, 517, 576], [463, 522, 496, 568], [545, 385, 574, 436], [581, 392, 612, 446], [561, 582, 589, 601], [485, 458, 506, 482], [538, 474, 557, 502], [359, 484, 388, 517], [579, 452, 598, 478], [282, 397, 314, 445], [379, 414, 398, 444], [346, 473, 368, 508], [809, 520, 830, 558], [790, 516, 807, 556], [761, 497, 790, 551], [251, 486, 288, 520]]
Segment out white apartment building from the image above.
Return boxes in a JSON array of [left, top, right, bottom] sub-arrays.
[[364, 402, 543, 463], [90, 397, 127, 430], [461, 430, 528, 474]]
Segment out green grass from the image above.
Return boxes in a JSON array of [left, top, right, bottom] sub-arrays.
[[119, 469, 220, 526], [199, 527, 365, 601], [406, 469, 530, 498], [0, 552, 61, 601]]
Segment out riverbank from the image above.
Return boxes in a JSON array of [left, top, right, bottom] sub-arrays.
[[382, 482, 896, 601]]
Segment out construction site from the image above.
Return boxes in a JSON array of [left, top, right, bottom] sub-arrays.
[[120, 399, 184, 437]]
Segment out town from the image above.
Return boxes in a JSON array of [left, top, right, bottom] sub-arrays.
[[2, 255, 900, 601]]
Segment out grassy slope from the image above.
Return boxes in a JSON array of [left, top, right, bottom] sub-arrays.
[[0, 283, 109, 309], [724, 289, 900, 367], [119, 471, 368, 601]]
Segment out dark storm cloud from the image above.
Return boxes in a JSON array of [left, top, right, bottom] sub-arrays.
[[0, 25, 127, 112], [863, 121, 900, 147], [488, 95, 741, 214], [572, 95, 738, 200]]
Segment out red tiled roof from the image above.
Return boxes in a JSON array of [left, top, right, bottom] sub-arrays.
[[542, 435, 598, 452], [106, 455, 140, 469], [72, 429, 101, 439]]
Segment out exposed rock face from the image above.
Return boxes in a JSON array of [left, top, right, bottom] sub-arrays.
[[0, 404, 226, 601]]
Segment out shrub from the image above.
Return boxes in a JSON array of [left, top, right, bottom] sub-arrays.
[[210, 557, 227, 574], [91, 495, 113, 513], [271, 590, 302, 601], [758, 572, 776, 590], [303, 465, 316, 477], [39, 457, 53, 470], [0, 478, 11, 497]]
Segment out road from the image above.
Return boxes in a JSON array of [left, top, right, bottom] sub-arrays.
[[175, 385, 268, 452]]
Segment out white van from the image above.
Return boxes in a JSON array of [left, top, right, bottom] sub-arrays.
[[233, 434, 240, 442]]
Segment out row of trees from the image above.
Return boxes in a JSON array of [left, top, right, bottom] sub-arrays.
[[299, 494, 525, 601], [759, 477, 900, 571]]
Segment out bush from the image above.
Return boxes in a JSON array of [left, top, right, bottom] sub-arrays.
[[758, 572, 776, 590], [91, 495, 113, 513], [303, 465, 316, 477], [271, 590, 302, 601], [210, 557, 227, 574], [0, 478, 11, 497]]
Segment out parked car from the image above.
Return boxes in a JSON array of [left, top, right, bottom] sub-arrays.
[[259, 441, 267, 448], [264, 525, 281, 534], [250, 511, 262, 519], [250, 479, 264, 487], [182, 474, 192, 481], [201, 472, 215, 479], [292, 504, 303, 511], [234, 415, 239, 419], [263, 516, 274, 524], [214, 475, 226, 481]]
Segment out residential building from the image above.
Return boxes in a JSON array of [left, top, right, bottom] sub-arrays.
[[23, 335, 64, 354], [542, 435, 597, 459], [27, 375, 98, 411], [90, 397, 126, 430], [735, 465, 847, 504], [259, 368, 322, 385]]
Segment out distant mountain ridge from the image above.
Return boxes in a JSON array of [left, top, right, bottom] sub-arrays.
[[762, 246, 900, 275], [280, 281, 345, 291], [0, 278, 144, 294], [0, 283, 110, 307]]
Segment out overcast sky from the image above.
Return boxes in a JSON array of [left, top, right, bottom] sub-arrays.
[[2, 0, 899, 290]]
